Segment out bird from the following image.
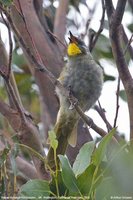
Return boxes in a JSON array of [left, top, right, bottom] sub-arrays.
[[47, 31, 103, 169]]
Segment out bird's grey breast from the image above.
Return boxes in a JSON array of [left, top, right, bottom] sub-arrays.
[[63, 54, 103, 109]]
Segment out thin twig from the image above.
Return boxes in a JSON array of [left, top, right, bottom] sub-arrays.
[[113, 77, 120, 127], [53, 0, 69, 47], [75, 105, 107, 138], [82, 1, 98, 39], [123, 33, 133, 55], [6, 80, 26, 122], [0, 11, 13, 79], [74, 104, 118, 143], [89, 0, 105, 52], [0, 8, 26, 123], [17, 0, 43, 65], [95, 101, 113, 132], [47, 29, 67, 49], [122, 27, 133, 60]]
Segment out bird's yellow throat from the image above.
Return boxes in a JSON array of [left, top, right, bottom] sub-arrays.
[[67, 43, 82, 56]]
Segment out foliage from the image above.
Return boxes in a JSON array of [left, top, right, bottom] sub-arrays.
[[0, 0, 13, 6], [16, 128, 133, 199], [19, 180, 50, 198]]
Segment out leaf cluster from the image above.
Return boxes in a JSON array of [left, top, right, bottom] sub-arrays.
[[14, 128, 133, 199]]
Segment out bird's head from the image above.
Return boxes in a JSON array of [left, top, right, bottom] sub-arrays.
[[67, 31, 87, 57]]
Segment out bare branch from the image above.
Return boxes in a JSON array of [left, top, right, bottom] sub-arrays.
[[122, 27, 133, 60], [0, 65, 26, 123], [0, 12, 13, 79], [0, 18, 50, 179], [105, 1, 133, 60], [0, 98, 50, 180], [14, 0, 62, 71], [72, 102, 118, 143], [89, 0, 105, 52], [124, 33, 133, 55], [104, 0, 114, 19], [83, 1, 98, 40], [0, 99, 21, 132], [74, 104, 107, 138], [113, 77, 120, 128], [10, 0, 62, 126], [112, 0, 127, 30], [94, 103, 112, 132], [47, 29, 67, 49], [105, 0, 133, 139], [17, 0, 44, 66], [54, 0, 69, 51], [16, 156, 38, 179]]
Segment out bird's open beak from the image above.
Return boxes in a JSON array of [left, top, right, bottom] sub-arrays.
[[68, 31, 77, 43]]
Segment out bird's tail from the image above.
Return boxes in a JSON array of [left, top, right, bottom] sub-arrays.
[[47, 106, 79, 169]]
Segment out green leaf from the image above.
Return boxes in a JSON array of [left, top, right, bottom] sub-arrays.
[[93, 34, 113, 60], [95, 143, 133, 198], [50, 171, 67, 196], [10, 144, 19, 175], [10, 155, 17, 176], [0, 148, 10, 167], [104, 73, 115, 82], [0, 0, 13, 6], [77, 164, 96, 195], [92, 128, 116, 166], [108, 144, 133, 194], [48, 130, 58, 150], [48, 130, 58, 151], [58, 155, 79, 195], [119, 90, 127, 102], [73, 141, 95, 176], [19, 179, 50, 198], [127, 23, 133, 32], [95, 177, 119, 199]]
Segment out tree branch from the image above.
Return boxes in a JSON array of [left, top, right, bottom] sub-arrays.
[[10, 0, 62, 127], [0, 12, 12, 79], [0, 17, 50, 179], [74, 104, 107, 138], [89, 0, 105, 52], [0, 98, 50, 180], [104, 0, 114, 19], [94, 103, 112, 132], [113, 77, 120, 128], [105, 0, 133, 139], [122, 27, 133, 60], [123, 33, 133, 55], [54, 0, 69, 52], [113, 0, 127, 28]]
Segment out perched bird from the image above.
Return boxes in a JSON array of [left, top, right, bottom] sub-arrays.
[[47, 31, 103, 169]]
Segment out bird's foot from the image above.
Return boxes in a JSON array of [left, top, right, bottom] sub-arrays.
[[67, 86, 78, 110]]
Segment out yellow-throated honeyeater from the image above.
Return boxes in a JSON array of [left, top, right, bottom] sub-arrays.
[[47, 31, 103, 169]]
